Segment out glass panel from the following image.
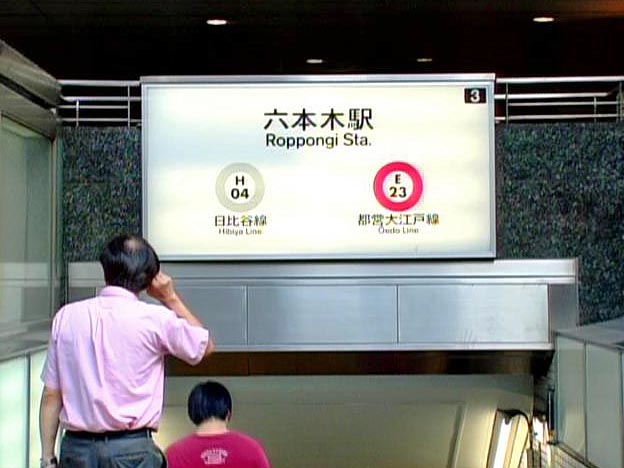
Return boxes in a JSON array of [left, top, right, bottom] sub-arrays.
[[0, 116, 52, 331], [53, 138, 62, 314], [29, 350, 47, 468], [0, 357, 28, 467], [586, 344, 623, 468], [556, 336, 585, 455]]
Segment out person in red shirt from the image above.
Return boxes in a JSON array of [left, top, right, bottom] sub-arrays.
[[166, 380, 271, 468]]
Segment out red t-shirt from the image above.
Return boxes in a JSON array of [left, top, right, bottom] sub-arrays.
[[166, 431, 271, 468]]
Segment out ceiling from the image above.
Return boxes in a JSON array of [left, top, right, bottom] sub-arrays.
[[2, 0, 624, 80]]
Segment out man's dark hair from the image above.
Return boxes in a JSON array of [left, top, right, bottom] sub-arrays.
[[188, 380, 233, 424], [99, 234, 160, 294]]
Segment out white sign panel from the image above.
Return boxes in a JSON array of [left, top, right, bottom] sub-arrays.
[[142, 75, 495, 259]]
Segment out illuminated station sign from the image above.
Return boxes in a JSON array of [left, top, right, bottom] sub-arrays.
[[142, 75, 495, 260]]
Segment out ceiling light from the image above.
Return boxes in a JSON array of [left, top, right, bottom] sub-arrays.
[[206, 19, 228, 26], [492, 417, 512, 468], [416, 57, 433, 63], [306, 58, 324, 64], [533, 16, 554, 23], [487, 409, 533, 468]]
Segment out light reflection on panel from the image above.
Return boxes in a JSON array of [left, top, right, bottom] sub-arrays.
[[29, 351, 47, 468], [0, 357, 28, 468], [0, 116, 52, 328], [556, 336, 585, 455], [586, 344, 623, 468]]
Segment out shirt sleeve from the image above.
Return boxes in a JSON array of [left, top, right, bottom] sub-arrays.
[[41, 315, 61, 389], [165, 445, 182, 468], [158, 308, 210, 365], [255, 441, 272, 468]]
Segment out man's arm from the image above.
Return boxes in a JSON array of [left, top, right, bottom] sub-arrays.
[[39, 386, 62, 463], [148, 272, 202, 326], [148, 272, 215, 357]]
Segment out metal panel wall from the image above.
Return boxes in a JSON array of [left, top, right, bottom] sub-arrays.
[[549, 284, 579, 331], [0, 84, 57, 138], [0, 40, 60, 107], [68, 259, 577, 352], [176, 286, 247, 345], [399, 284, 548, 345], [248, 285, 397, 345]]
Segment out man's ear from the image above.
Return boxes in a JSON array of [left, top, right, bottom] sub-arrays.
[[226, 410, 232, 422]]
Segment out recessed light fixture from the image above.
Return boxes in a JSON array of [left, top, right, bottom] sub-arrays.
[[533, 16, 554, 23], [206, 18, 228, 26], [306, 58, 324, 64], [416, 57, 433, 63]]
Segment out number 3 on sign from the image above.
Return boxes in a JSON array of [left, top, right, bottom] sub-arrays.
[[464, 88, 486, 104]]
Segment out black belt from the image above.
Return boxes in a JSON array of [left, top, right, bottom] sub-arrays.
[[65, 428, 152, 440]]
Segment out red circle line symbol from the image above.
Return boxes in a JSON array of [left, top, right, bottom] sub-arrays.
[[373, 161, 424, 212]]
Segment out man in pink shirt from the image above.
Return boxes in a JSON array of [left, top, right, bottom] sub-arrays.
[[39, 234, 215, 468], [166, 380, 271, 468]]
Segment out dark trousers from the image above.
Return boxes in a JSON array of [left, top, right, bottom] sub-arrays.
[[60, 430, 166, 468]]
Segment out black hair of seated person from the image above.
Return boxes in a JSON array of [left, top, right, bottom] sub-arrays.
[[188, 380, 233, 424], [99, 234, 160, 294]]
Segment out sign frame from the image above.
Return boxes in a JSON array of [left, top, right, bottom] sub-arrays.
[[141, 74, 496, 261]]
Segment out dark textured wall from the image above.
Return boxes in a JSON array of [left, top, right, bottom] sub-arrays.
[[62, 127, 141, 261], [497, 123, 624, 324], [62, 123, 624, 324]]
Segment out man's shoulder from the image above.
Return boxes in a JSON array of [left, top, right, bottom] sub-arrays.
[[227, 432, 270, 466], [56, 295, 173, 321], [54, 296, 96, 316], [58, 295, 147, 311], [228, 431, 266, 448], [65, 295, 97, 307], [166, 433, 199, 454]]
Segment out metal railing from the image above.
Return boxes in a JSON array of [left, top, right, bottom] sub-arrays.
[[496, 76, 624, 123], [57, 76, 624, 126], [58, 79, 141, 126]]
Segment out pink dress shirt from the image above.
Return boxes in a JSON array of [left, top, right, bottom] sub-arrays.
[[42, 286, 210, 432]]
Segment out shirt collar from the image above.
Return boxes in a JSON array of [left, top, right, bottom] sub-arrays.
[[99, 286, 140, 300]]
